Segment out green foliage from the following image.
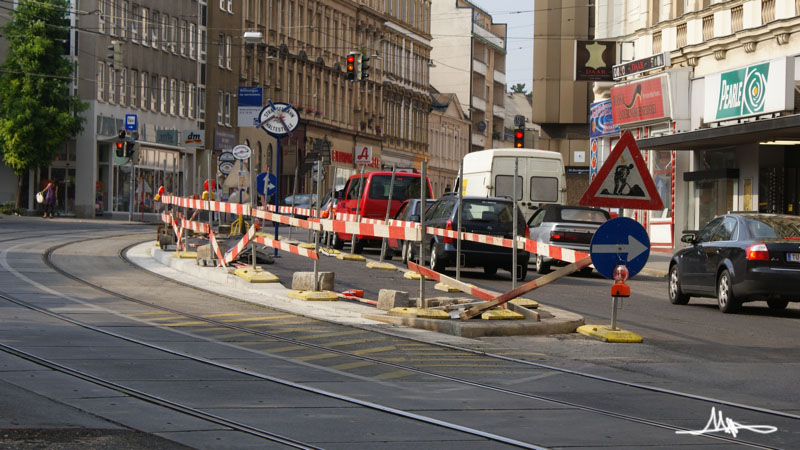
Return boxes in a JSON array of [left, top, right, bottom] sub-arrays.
[[509, 83, 527, 94], [0, 0, 87, 178], [1, 201, 24, 215]]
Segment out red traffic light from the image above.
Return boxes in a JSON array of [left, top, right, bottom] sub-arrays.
[[116, 141, 124, 150], [347, 55, 355, 63], [514, 130, 523, 139]]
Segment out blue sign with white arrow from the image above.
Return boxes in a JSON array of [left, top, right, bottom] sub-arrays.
[[590, 217, 650, 280], [125, 114, 137, 131], [256, 172, 278, 197]]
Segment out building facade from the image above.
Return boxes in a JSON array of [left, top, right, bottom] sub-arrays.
[[430, 0, 507, 152], [595, 0, 800, 250], [427, 90, 470, 197]]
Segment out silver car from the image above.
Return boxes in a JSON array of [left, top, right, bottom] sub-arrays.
[[527, 204, 610, 274]]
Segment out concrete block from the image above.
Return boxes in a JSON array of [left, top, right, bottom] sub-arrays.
[[377, 289, 412, 311], [196, 242, 228, 260], [291, 272, 334, 291]]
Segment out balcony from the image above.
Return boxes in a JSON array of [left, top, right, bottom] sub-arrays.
[[472, 95, 486, 112], [493, 69, 505, 85], [473, 23, 504, 49], [473, 59, 487, 76], [492, 104, 505, 118], [471, 133, 486, 148]]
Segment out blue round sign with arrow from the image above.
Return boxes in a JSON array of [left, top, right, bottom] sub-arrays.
[[590, 217, 650, 280], [256, 172, 278, 197]]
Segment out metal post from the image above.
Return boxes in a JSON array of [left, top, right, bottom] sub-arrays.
[[611, 296, 620, 330], [251, 156, 257, 270], [351, 165, 365, 255], [273, 137, 282, 256], [456, 159, 464, 281], [208, 151, 213, 242], [512, 157, 518, 289], [313, 157, 323, 291], [379, 165, 396, 263], [183, 154, 188, 221], [289, 164, 299, 240], [128, 158, 134, 222], [419, 162, 427, 306]]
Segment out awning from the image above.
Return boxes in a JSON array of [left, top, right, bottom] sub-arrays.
[[636, 114, 800, 150]]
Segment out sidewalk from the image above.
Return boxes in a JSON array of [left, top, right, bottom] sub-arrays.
[[641, 249, 672, 278]]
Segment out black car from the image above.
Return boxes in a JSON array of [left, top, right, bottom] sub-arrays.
[[669, 213, 800, 313], [382, 199, 435, 262], [411, 193, 530, 280]]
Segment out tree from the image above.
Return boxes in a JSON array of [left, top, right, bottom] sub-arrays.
[[509, 83, 527, 94], [0, 0, 87, 208]]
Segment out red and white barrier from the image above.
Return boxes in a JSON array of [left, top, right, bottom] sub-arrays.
[[319, 219, 420, 242], [408, 262, 498, 301], [208, 230, 227, 268], [253, 235, 318, 260], [251, 208, 321, 231], [223, 224, 257, 265]]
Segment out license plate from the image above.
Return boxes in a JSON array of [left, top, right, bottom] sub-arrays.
[[787, 253, 800, 262]]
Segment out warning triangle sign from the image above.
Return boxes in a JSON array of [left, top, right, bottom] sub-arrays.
[[580, 131, 664, 210]]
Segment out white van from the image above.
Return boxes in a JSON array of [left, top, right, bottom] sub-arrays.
[[459, 149, 566, 220]]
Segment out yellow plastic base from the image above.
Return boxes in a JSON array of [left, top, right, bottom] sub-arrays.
[[233, 268, 279, 283], [577, 325, 643, 343], [366, 261, 397, 271], [509, 298, 540, 309], [298, 242, 316, 249], [287, 290, 340, 301], [172, 251, 197, 259], [320, 248, 341, 256], [481, 308, 525, 320], [416, 308, 450, 320], [434, 282, 461, 293], [403, 271, 434, 281], [337, 253, 366, 262]]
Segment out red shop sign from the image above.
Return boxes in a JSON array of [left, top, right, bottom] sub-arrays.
[[610, 76, 669, 126]]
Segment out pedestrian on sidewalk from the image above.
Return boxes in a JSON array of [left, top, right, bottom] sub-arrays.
[[41, 181, 57, 218]]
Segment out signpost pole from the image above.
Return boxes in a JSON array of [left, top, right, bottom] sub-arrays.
[[208, 151, 212, 240], [313, 156, 322, 291], [456, 159, 463, 281], [128, 159, 134, 222], [273, 137, 281, 256], [512, 158, 519, 288], [379, 165, 396, 263], [351, 165, 365, 255], [289, 164, 298, 240], [419, 161, 427, 306]]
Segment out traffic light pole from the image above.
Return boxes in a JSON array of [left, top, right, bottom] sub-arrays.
[[128, 158, 134, 222]]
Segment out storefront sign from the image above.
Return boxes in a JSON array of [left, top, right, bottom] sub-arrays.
[[237, 86, 263, 127], [332, 150, 353, 164], [575, 40, 616, 81], [613, 52, 669, 79], [610, 76, 670, 126], [182, 129, 204, 147], [704, 57, 794, 122], [156, 130, 178, 146], [590, 100, 620, 137], [214, 128, 235, 151]]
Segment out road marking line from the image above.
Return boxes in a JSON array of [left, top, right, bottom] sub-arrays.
[[328, 361, 375, 370], [374, 370, 415, 380], [203, 313, 245, 318], [295, 330, 365, 340]]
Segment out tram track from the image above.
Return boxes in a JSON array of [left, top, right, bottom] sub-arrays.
[[0, 231, 795, 448]]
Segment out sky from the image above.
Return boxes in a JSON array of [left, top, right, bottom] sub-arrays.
[[469, 0, 535, 93]]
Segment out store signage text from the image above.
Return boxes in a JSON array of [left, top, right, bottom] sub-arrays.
[[704, 58, 793, 122], [613, 53, 669, 80], [610, 76, 670, 126]]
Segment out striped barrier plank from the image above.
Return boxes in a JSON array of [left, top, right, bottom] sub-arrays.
[[407, 262, 497, 301], [318, 219, 420, 242], [208, 230, 227, 268], [253, 235, 318, 259], [251, 208, 321, 231], [223, 224, 257, 264], [180, 218, 210, 234]]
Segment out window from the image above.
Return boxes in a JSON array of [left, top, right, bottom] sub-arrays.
[[227, 0, 233, 13], [171, 17, 178, 53], [141, 71, 148, 109], [225, 35, 232, 69], [219, 0, 225, 10], [99, 0, 106, 34], [141, 8, 149, 47], [188, 83, 195, 118], [169, 78, 177, 115], [121, 1, 128, 39], [712, 217, 738, 241], [151, 11, 159, 47], [160, 76, 168, 113], [217, 90, 223, 124], [697, 217, 723, 242], [131, 4, 139, 42], [224, 92, 231, 125], [495, 175, 523, 200], [189, 23, 197, 59], [218, 34, 224, 67], [530, 177, 559, 202], [367, 175, 423, 201], [119, 68, 126, 106], [96, 62, 105, 101], [200, 29, 207, 62], [180, 21, 187, 56], [161, 14, 169, 51], [130, 70, 138, 107], [179, 81, 186, 116], [150, 73, 158, 110], [108, 68, 116, 104], [198, 87, 206, 120]]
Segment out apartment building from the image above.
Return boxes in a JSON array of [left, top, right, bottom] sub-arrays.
[[430, 0, 507, 152], [594, 0, 800, 249], [427, 90, 469, 196]]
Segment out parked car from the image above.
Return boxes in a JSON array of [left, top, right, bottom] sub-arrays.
[[281, 194, 317, 219], [333, 171, 433, 252], [527, 204, 610, 274], [410, 193, 530, 280], [668, 213, 800, 313], [383, 199, 435, 262]]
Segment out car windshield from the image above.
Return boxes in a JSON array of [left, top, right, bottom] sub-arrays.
[[745, 216, 800, 239], [463, 200, 514, 224], [368, 175, 423, 201], [560, 208, 608, 223]]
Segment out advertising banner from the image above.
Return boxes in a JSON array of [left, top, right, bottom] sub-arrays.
[[590, 100, 620, 138], [575, 40, 616, 81], [610, 76, 670, 126], [237, 86, 263, 127], [703, 57, 794, 122]]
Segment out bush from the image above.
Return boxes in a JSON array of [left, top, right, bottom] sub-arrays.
[[1, 201, 24, 216]]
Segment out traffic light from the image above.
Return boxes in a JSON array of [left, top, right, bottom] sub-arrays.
[[360, 55, 370, 80], [125, 140, 136, 158], [514, 128, 524, 148], [107, 40, 123, 71], [346, 52, 357, 81], [116, 130, 126, 157]]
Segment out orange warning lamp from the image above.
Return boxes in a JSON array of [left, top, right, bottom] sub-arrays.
[[610, 265, 630, 297]]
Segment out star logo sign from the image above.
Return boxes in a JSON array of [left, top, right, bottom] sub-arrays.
[[585, 42, 608, 69]]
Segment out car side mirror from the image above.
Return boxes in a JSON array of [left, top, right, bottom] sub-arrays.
[[680, 233, 696, 244], [410, 214, 420, 222]]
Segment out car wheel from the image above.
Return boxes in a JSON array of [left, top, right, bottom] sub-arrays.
[[579, 267, 593, 277], [668, 264, 690, 305], [535, 255, 550, 274], [483, 265, 498, 276], [430, 243, 445, 272], [331, 233, 344, 250], [401, 242, 409, 264], [767, 299, 789, 310], [381, 244, 393, 261], [516, 263, 528, 281], [353, 240, 365, 254], [717, 270, 740, 313]]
